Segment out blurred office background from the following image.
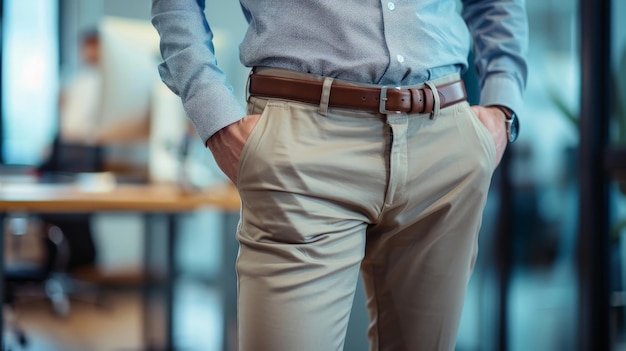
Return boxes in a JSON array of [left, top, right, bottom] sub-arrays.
[[1, 0, 625, 350]]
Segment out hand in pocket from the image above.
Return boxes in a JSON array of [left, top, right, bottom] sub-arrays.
[[206, 114, 261, 184], [470, 106, 508, 167]]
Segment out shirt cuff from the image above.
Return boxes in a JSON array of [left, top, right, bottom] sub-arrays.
[[183, 85, 247, 145], [479, 74, 525, 116]]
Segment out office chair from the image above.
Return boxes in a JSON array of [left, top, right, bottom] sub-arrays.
[[35, 213, 104, 314], [3, 138, 108, 351], [37, 136, 107, 305], [3, 223, 69, 350]]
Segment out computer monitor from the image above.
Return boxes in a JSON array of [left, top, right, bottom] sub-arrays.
[[96, 16, 162, 144]]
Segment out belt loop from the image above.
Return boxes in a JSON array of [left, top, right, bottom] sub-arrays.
[[425, 81, 441, 120], [245, 69, 254, 103], [318, 77, 334, 116]]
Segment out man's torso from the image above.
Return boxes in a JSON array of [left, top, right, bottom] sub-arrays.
[[238, 0, 471, 86]]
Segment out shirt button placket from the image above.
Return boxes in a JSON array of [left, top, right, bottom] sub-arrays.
[[387, 3, 403, 63]]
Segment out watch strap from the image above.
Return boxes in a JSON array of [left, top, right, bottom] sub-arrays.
[[491, 105, 514, 120]]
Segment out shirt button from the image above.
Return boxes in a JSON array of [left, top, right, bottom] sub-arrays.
[[387, 2, 395, 10], [396, 54, 405, 63]]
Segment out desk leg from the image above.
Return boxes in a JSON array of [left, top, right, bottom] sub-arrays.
[[165, 214, 175, 351], [1, 213, 5, 350], [221, 213, 239, 351], [142, 213, 176, 351]]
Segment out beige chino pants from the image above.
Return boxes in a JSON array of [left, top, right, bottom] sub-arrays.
[[235, 69, 496, 351]]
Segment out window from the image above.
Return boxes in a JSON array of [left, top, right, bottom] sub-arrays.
[[2, 0, 59, 165]]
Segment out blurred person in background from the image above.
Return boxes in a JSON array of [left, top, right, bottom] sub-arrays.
[[58, 29, 102, 144], [37, 29, 104, 177]]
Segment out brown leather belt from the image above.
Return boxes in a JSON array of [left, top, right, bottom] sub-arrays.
[[248, 74, 467, 115]]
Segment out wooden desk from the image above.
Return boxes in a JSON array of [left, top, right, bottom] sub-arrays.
[[0, 180, 240, 350], [0, 181, 240, 213]]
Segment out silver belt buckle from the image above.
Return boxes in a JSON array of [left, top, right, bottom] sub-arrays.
[[379, 86, 402, 114]]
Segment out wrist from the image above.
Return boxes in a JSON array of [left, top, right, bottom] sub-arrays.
[[488, 105, 519, 143]]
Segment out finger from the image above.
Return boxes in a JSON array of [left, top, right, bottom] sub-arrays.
[[470, 105, 481, 117]]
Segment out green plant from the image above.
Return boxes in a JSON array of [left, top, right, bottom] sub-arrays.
[[550, 47, 626, 144]]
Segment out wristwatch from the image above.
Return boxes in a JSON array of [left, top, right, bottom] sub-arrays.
[[492, 105, 519, 143]]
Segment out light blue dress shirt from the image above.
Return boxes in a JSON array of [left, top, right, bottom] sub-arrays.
[[152, 0, 528, 143]]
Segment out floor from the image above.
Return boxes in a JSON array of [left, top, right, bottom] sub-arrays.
[[3, 280, 223, 351], [4, 272, 624, 351], [3, 272, 582, 351]]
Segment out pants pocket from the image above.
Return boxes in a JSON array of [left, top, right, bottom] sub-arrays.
[[237, 98, 282, 188], [459, 102, 497, 170]]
